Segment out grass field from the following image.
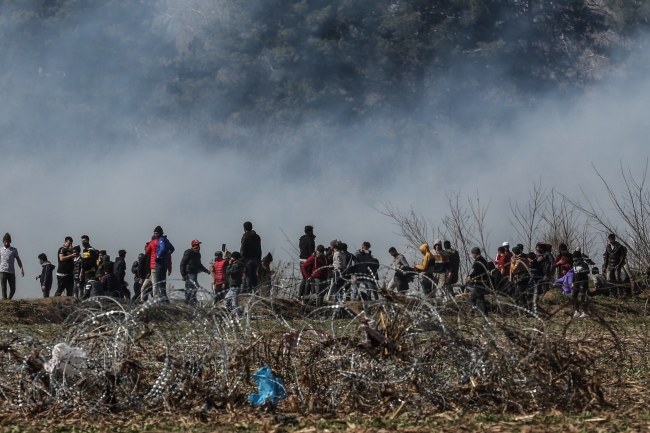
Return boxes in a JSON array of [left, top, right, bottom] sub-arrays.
[[1, 291, 649, 432]]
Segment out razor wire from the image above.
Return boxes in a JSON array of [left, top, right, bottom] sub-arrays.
[[0, 260, 635, 415]]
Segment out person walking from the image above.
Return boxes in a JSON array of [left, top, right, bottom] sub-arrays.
[[145, 226, 174, 302], [444, 241, 461, 287], [603, 233, 627, 297], [466, 247, 489, 315], [0, 233, 24, 300], [414, 243, 434, 297], [36, 253, 55, 298], [240, 221, 262, 292], [54, 237, 76, 296], [180, 240, 210, 305], [298, 226, 316, 301], [387, 247, 409, 291], [225, 251, 246, 320]]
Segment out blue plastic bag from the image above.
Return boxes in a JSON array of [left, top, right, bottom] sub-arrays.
[[247, 366, 288, 407]]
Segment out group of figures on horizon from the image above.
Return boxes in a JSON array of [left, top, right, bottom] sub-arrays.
[[0, 223, 641, 320]]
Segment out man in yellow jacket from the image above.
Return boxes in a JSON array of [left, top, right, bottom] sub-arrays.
[[414, 243, 434, 297]]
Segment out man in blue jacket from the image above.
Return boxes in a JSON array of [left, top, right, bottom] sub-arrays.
[[154, 226, 175, 302], [36, 253, 55, 298]]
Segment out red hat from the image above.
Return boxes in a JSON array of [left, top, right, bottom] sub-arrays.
[[191, 239, 201, 246]]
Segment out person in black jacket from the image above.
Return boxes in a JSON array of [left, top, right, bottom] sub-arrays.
[[36, 253, 56, 298], [101, 263, 123, 298], [298, 226, 316, 301], [114, 250, 128, 298], [572, 250, 593, 318], [603, 233, 627, 295], [83, 270, 103, 299], [131, 255, 142, 301], [225, 252, 246, 319], [466, 247, 489, 316], [54, 237, 76, 296], [180, 239, 210, 305], [240, 221, 262, 291], [137, 242, 153, 301], [72, 245, 83, 298]]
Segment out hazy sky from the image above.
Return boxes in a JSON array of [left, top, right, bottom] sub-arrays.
[[1, 3, 649, 298]]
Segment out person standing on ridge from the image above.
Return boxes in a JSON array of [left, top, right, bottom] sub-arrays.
[[55, 236, 76, 296], [36, 253, 55, 298], [180, 239, 210, 305], [145, 226, 174, 301], [298, 226, 316, 301], [114, 250, 128, 298], [0, 233, 24, 300], [240, 221, 262, 292], [414, 243, 434, 297]]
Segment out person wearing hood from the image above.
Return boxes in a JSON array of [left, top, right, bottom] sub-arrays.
[[145, 226, 174, 302], [466, 247, 489, 315], [180, 239, 210, 305], [301, 246, 329, 305], [0, 233, 24, 300], [414, 243, 434, 297], [240, 221, 262, 292], [258, 253, 275, 297], [225, 251, 246, 319], [36, 253, 55, 298], [298, 226, 316, 301]]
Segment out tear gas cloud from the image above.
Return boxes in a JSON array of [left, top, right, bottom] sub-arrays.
[[0, 3, 648, 298]]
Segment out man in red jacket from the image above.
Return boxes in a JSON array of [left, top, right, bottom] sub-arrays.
[[212, 251, 228, 303], [301, 245, 330, 306], [144, 226, 172, 300]]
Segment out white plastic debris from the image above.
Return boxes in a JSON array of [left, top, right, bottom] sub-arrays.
[[43, 343, 86, 376]]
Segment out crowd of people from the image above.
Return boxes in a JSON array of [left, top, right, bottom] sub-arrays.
[[0, 222, 641, 320]]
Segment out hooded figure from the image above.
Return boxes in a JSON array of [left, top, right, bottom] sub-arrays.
[[414, 244, 434, 296]]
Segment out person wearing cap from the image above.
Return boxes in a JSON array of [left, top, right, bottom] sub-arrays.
[[225, 251, 246, 319], [0, 233, 24, 300], [571, 249, 593, 318], [212, 251, 229, 303], [298, 226, 316, 301], [466, 247, 489, 315], [301, 245, 329, 305], [145, 226, 174, 301], [180, 240, 210, 306]]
